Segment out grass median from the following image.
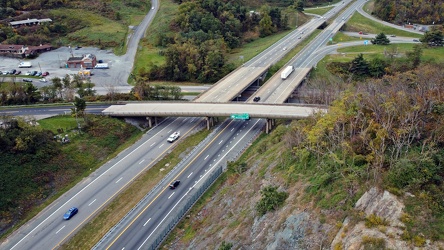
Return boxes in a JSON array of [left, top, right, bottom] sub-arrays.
[[60, 125, 212, 249]]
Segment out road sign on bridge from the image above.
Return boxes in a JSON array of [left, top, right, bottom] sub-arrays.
[[230, 113, 250, 120]]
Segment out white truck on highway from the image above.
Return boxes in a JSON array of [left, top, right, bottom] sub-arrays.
[[18, 62, 32, 68], [281, 66, 294, 80]]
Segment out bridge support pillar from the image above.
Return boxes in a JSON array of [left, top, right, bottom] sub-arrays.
[[206, 117, 214, 130], [265, 118, 275, 134], [146, 117, 157, 128]]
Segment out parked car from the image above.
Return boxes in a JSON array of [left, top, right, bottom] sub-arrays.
[[31, 71, 38, 76], [2, 71, 9, 75], [413, 39, 420, 42], [25, 71, 32, 75], [63, 207, 78, 220], [23, 78, 33, 82], [390, 35, 396, 37], [15, 70, 21, 75], [42, 71, 49, 76], [169, 180, 180, 189], [10, 69, 16, 74], [36, 72, 42, 76]]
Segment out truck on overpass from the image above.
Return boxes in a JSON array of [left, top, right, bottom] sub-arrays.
[[281, 66, 294, 79]]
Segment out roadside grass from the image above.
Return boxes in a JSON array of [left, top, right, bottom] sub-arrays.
[[0, 115, 143, 242], [362, 0, 374, 15], [311, 44, 444, 79], [61, 126, 212, 249], [131, 0, 178, 83], [227, 30, 292, 66], [344, 12, 422, 38], [38, 116, 78, 133], [50, 9, 127, 52], [337, 44, 444, 63], [304, 6, 334, 16], [331, 31, 361, 43], [161, 131, 268, 247]]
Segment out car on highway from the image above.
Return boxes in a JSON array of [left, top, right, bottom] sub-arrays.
[[390, 35, 396, 37], [413, 39, 420, 42], [253, 96, 261, 102], [63, 207, 78, 220], [169, 180, 180, 189], [167, 131, 180, 142]]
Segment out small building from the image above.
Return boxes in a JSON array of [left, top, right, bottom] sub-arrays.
[[9, 18, 53, 28], [67, 54, 97, 69], [0, 44, 27, 58]]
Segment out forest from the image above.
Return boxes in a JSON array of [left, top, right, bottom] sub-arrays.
[[373, 0, 444, 25]]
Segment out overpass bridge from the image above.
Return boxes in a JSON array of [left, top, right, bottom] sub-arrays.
[[102, 102, 326, 133]]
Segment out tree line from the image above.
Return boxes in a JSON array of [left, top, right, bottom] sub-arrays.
[[140, 1, 289, 83], [373, 0, 444, 25]]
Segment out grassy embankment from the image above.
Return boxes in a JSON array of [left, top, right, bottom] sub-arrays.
[[0, 115, 143, 240], [49, 1, 149, 55], [61, 124, 212, 249]]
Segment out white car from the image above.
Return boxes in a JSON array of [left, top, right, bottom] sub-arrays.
[[167, 132, 180, 142]]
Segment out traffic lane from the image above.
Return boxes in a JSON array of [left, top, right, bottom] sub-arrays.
[[107, 119, 247, 249], [6, 117, 198, 250], [112, 119, 260, 249], [0, 105, 110, 117]]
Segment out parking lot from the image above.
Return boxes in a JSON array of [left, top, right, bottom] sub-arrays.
[[0, 46, 132, 93]]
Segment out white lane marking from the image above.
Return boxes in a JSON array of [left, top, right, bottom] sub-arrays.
[[204, 155, 209, 160], [168, 192, 175, 199], [116, 177, 123, 183], [88, 199, 96, 206], [167, 129, 172, 133], [150, 142, 156, 147], [159, 144, 164, 148], [9, 117, 181, 250], [218, 140, 223, 145], [187, 172, 193, 178], [56, 226, 65, 234], [137, 119, 262, 249], [231, 128, 234, 132], [143, 218, 152, 227], [139, 159, 145, 164]]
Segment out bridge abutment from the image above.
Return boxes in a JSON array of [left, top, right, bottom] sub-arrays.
[[265, 118, 275, 134], [146, 116, 158, 127]]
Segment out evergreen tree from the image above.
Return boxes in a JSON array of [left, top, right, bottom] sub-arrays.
[[371, 33, 390, 45], [349, 54, 370, 80]]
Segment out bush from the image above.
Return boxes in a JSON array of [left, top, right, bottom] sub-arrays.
[[365, 214, 388, 228], [218, 241, 233, 250], [256, 186, 288, 216], [361, 236, 386, 250]]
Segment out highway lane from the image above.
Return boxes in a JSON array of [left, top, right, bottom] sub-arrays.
[[1, 117, 203, 250], [0, 104, 109, 117], [102, 118, 264, 249]]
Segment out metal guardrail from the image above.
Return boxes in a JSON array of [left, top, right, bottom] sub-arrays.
[[92, 119, 231, 249]]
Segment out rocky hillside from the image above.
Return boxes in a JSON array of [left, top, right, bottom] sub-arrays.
[[165, 64, 444, 249]]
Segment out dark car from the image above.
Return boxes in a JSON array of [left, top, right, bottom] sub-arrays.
[[169, 180, 180, 189], [10, 69, 16, 74], [31, 71, 38, 76], [63, 207, 78, 220], [15, 70, 21, 75], [253, 96, 261, 102], [413, 39, 420, 42], [23, 78, 33, 82]]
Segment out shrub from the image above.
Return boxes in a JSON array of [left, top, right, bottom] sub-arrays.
[[365, 214, 389, 228], [256, 186, 288, 216], [361, 236, 386, 250], [218, 241, 233, 250]]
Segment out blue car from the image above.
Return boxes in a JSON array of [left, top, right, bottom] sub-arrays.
[[63, 207, 78, 220]]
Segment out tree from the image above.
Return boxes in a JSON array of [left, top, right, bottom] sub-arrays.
[[420, 28, 443, 47], [73, 97, 86, 117], [406, 44, 423, 68], [349, 54, 370, 80], [295, 0, 304, 12], [371, 33, 390, 45], [259, 13, 273, 37]]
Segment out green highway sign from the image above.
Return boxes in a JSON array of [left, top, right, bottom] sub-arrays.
[[230, 113, 250, 120]]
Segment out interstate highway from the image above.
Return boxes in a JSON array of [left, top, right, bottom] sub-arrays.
[[103, 118, 263, 249], [2, 117, 201, 250]]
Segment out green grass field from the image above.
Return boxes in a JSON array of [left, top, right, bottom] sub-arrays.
[[345, 12, 422, 38], [304, 6, 334, 16]]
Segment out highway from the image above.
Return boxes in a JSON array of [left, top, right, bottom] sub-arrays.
[[1, 116, 202, 250], [103, 118, 263, 249], [1, 0, 422, 248]]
